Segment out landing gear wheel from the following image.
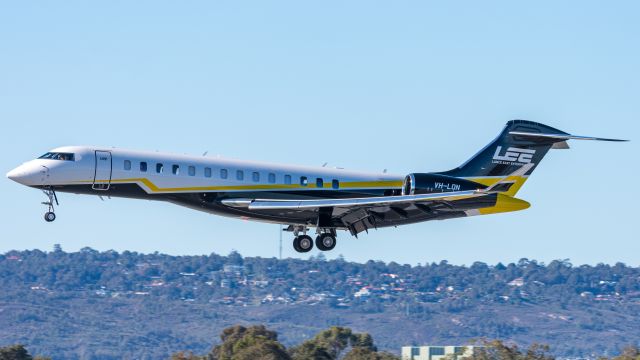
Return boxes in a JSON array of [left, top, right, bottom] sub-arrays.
[[316, 233, 336, 251], [44, 212, 56, 222], [293, 235, 314, 253]]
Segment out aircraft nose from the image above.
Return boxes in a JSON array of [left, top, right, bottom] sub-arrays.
[[6, 163, 41, 186], [6, 166, 25, 182]]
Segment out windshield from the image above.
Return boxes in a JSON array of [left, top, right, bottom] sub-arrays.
[[38, 152, 75, 161]]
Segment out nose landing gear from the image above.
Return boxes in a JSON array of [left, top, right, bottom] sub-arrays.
[[42, 187, 58, 222]]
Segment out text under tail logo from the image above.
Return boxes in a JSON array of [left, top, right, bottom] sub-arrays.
[[492, 146, 536, 165]]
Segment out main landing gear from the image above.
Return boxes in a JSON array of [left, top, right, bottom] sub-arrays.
[[315, 233, 337, 251], [291, 227, 337, 253], [42, 187, 58, 222]]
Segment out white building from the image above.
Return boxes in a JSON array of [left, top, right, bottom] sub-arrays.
[[401, 345, 481, 360]]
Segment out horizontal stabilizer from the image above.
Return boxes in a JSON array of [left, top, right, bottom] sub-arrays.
[[509, 131, 628, 142]]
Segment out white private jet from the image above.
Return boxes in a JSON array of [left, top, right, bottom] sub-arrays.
[[7, 120, 626, 253]]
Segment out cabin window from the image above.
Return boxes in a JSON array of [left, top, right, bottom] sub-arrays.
[[204, 167, 212, 178], [300, 176, 308, 186], [140, 162, 147, 172], [268, 173, 276, 184], [221, 169, 228, 179], [188, 166, 196, 176], [252, 172, 260, 182], [124, 160, 131, 170], [172, 164, 180, 175], [332, 179, 340, 189], [236, 170, 244, 181], [284, 175, 292, 185], [316, 178, 323, 188], [156, 163, 164, 174]]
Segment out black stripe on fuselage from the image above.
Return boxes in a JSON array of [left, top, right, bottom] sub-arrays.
[[34, 183, 497, 229]]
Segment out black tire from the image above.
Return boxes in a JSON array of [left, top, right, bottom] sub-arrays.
[[294, 235, 313, 253], [292, 236, 303, 252], [316, 233, 336, 251], [44, 212, 56, 222]]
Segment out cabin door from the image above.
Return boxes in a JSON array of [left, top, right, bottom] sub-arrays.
[[92, 151, 112, 191]]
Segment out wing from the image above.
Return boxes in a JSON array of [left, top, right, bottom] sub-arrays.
[[222, 190, 484, 210], [221, 190, 496, 236]]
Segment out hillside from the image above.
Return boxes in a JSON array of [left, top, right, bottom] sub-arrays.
[[1, 248, 639, 359]]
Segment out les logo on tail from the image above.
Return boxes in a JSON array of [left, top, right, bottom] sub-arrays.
[[492, 146, 536, 165]]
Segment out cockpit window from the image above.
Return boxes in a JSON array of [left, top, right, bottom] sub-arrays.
[[39, 152, 75, 161]]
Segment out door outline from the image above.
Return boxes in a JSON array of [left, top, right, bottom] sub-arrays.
[[93, 151, 112, 191]]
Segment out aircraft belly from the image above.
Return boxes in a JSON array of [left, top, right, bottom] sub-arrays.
[[42, 183, 526, 232]]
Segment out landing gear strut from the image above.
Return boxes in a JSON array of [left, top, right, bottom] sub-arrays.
[[42, 187, 58, 222]]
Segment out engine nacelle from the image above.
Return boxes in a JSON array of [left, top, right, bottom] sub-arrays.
[[402, 173, 485, 195]]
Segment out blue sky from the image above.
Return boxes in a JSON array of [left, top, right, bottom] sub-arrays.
[[1, 1, 638, 266]]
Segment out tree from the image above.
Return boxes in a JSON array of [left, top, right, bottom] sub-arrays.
[[464, 340, 554, 360], [0, 345, 32, 360], [231, 341, 291, 360], [600, 346, 640, 360], [292, 326, 354, 359], [289, 327, 398, 360], [289, 342, 333, 360], [0, 344, 50, 360], [206, 325, 290, 360], [351, 333, 376, 351], [171, 351, 202, 360], [226, 251, 244, 266]]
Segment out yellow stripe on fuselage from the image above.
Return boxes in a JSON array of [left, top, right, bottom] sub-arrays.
[[76, 176, 531, 216], [81, 176, 526, 195], [75, 178, 404, 193]]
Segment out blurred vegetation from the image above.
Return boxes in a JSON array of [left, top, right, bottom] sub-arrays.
[[2, 249, 640, 358], [598, 347, 640, 360], [0, 344, 50, 360], [4, 330, 639, 360], [166, 325, 398, 360]]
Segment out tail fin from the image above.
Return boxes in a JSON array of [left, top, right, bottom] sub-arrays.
[[439, 120, 626, 194]]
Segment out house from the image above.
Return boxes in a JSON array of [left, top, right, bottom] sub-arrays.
[[401, 346, 482, 360]]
